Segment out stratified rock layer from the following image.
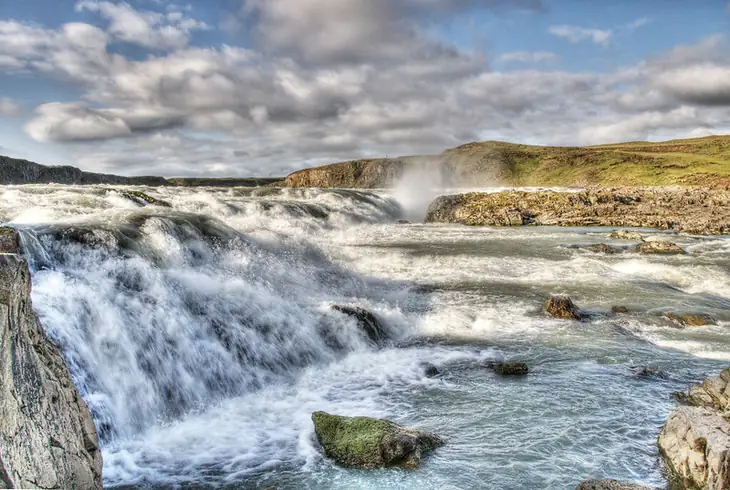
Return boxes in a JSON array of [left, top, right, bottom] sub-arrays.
[[658, 367, 730, 490], [426, 187, 730, 235], [0, 254, 102, 489]]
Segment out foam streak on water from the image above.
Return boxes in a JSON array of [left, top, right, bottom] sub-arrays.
[[0, 184, 728, 489]]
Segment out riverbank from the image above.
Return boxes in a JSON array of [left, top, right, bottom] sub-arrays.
[[425, 187, 730, 235]]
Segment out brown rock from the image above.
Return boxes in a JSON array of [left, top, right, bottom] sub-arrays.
[[576, 480, 660, 490], [493, 362, 529, 376], [0, 227, 20, 254], [546, 295, 584, 320], [666, 312, 717, 327], [636, 241, 686, 255], [612, 306, 629, 314]]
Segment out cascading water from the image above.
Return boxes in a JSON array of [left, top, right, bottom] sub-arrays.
[[1, 184, 729, 489]]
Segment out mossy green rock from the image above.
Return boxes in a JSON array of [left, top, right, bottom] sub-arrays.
[[311, 412, 444, 469]]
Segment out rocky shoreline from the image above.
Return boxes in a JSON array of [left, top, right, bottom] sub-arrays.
[[425, 187, 730, 235]]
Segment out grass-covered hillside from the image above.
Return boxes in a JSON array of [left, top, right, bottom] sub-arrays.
[[285, 136, 730, 188]]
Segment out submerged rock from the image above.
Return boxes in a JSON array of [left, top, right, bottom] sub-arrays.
[[631, 366, 667, 380], [397, 220, 411, 225], [332, 305, 388, 344], [610, 230, 645, 241], [658, 367, 730, 490], [0, 254, 102, 489], [115, 189, 172, 208], [665, 312, 717, 327], [612, 306, 629, 314], [423, 363, 440, 378], [546, 295, 584, 320], [493, 362, 529, 376], [576, 480, 660, 490], [585, 243, 622, 254], [636, 241, 685, 255], [311, 412, 444, 469], [0, 226, 20, 254]]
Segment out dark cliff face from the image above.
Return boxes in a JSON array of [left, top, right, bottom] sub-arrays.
[[0, 243, 103, 489], [0, 156, 167, 186]]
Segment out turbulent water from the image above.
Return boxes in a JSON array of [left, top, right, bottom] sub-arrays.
[[1, 184, 728, 490]]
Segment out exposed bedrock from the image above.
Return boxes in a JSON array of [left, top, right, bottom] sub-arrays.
[[0, 234, 102, 489], [425, 187, 730, 235]]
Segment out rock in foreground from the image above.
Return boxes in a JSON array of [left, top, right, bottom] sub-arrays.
[[311, 412, 444, 468], [493, 362, 529, 376], [658, 367, 730, 490], [0, 254, 102, 489], [546, 295, 585, 320], [425, 187, 730, 235], [576, 480, 660, 490]]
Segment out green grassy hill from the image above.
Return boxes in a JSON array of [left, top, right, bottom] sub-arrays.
[[285, 136, 730, 188]]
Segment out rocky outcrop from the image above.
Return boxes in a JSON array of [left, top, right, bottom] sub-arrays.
[[576, 480, 660, 490], [311, 411, 444, 468], [546, 296, 585, 320], [425, 187, 730, 235], [0, 252, 102, 489], [658, 367, 730, 490]]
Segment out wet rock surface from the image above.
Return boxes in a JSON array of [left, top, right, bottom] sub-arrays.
[[658, 367, 730, 490], [636, 241, 686, 255], [0, 227, 21, 254], [425, 187, 730, 235], [311, 412, 444, 469], [546, 295, 585, 320], [665, 312, 717, 327], [493, 362, 529, 376], [0, 254, 102, 489], [332, 305, 389, 344]]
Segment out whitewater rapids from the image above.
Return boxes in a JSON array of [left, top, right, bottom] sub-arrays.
[[0, 184, 728, 489]]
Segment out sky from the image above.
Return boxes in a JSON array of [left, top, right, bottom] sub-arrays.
[[1, 0, 730, 177]]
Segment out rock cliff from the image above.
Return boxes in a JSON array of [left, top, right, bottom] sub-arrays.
[[0, 155, 166, 186], [425, 187, 730, 235], [0, 236, 102, 489]]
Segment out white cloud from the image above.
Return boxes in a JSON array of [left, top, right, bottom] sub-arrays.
[[25, 103, 132, 142], [0, 98, 22, 116], [75, 1, 208, 50], [498, 51, 558, 63], [549, 25, 613, 45]]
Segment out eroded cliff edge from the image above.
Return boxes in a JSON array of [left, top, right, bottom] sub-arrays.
[[0, 232, 102, 490], [425, 187, 730, 235]]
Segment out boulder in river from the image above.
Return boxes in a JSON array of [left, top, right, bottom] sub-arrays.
[[612, 306, 629, 314], [493, 362, 529, 376], [0, 226, 20, 254], [423, 363, 441, 378], [332, 305, 388, 344], [576, 480, 660, 490], [610, 230, 645, 241], [658, 367, 730, 490], [311, 411, 444, 468], [665, 312, 717, 327], [585, 243, 622, 254], [0, 254, 102, 489], [546, 295, 585, 320], [636, 241, 685, 255]]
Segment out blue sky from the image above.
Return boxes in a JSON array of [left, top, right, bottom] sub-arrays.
[[1, 0, 729, 177]]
